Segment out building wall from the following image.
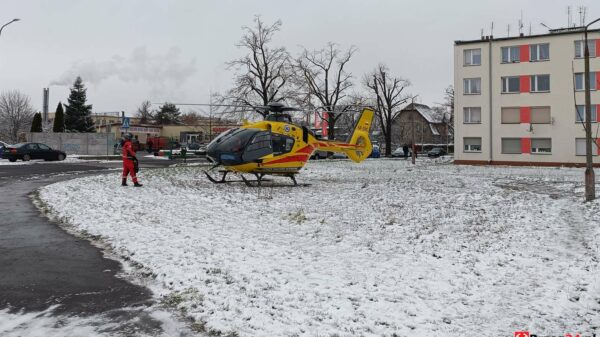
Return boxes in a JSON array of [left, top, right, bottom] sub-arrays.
[[454, 30, 600, 165], [27, 132, 115, 155]]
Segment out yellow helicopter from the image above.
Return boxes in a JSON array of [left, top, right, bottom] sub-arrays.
[[203, 102, 374, 186]]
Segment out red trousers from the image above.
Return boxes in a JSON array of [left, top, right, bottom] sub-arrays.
[[122, 160, 139, 183]]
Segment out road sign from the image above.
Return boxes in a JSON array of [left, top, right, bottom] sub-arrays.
[[122, 117, 130, 129]]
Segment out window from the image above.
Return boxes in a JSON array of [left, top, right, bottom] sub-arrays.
[[463, 107, 481, 123], [38, 144, 50, 150], [464, 49, 481, 66], [530, 43, 550, 61], [463, 78, 481, 94], [530, 107, 551, 124], [530, 75, 550, 92], [501, 107, 521, 124], [576, 138, 599, 156], [531, 138, 551, 154], [501, 46, 520, 63], [271, 134, 295, 155], [501, 76, 520, 93], [463, 137, 482, 152], [574, 72, 597, 91], [501, 138, 522, 154], [575, 40, 597, 58], [575, 105, 598, 123]]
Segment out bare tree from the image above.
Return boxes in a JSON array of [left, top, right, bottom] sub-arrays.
[[0, 90, 35, 143], [295, 43, 357, 140], [181, 111, 201, 125], [224, 16, 294, 119], [443, 85, 454, 125], [364, 65, 411, 156], [136, 100, 154, 124]]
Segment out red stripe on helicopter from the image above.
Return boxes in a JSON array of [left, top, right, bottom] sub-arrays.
[[265, 154, 310, 165], [296, 145, 314, 154]]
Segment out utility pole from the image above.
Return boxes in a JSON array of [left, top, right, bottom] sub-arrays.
[[584, 18, 600, 201], [208, 91, 213, 142]]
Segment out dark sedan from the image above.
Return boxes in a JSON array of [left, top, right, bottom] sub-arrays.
[[2, 142, 66, 162], [427, 147, 447, 158]]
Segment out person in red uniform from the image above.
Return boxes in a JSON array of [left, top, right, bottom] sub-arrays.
[[121, 133, 142, 187]]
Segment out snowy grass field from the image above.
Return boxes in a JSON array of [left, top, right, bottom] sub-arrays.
[[36, 159, 600, 336]]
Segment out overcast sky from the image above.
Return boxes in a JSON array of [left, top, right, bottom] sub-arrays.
[[0, 0, 598, 116]]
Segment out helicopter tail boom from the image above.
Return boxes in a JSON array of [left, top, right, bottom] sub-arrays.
[[314, 108, 374, 163]]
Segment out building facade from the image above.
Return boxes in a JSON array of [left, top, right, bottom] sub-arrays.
[[394, 103, 452, 150], [454, 27, 600, 166]]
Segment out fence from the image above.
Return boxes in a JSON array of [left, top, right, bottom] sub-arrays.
[[27, 132, 117, 155]]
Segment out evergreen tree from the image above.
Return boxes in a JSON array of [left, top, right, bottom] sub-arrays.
[[53, 101, 65, 132], [136, 100, 154, 124], [154, 102, 181, 125], [65, 76, 95, 132], [30, 112, 43, 132]]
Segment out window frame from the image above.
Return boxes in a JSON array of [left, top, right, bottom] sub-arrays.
[[530, 138, 552, 154], [575, 138, 599, 156], [501, 138, 522, 154], [463, 78, 481, 95], [501, 107, 521, 124], [529, 43, 550, 62], [575, 105, 598, 123], [575, 40, 597, 58], [530, 106, 552, 124], [530, 74, 550, 93], [574, 72, 597, 91], [501, 76, 520, 94], [463, 107, 481, 124], [463, 137, 482, 153], [463, 48, 482, 66], [501, 46, 521, 63]]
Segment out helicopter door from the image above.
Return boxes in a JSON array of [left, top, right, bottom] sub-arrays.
[[242, 131, 273, 162], [271, 134, 295, 155]]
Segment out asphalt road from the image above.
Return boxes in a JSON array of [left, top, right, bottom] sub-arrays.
[[0, 158, 191, 334]]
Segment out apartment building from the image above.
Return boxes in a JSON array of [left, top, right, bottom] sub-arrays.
[[454, 27, 600, 166]]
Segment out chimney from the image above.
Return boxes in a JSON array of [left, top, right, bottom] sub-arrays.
[[42, 88, 49, 123]]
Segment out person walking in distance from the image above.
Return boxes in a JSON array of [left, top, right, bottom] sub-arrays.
[[122, 133, 142, 187]]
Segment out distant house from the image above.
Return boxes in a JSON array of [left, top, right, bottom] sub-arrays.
[[393, 103, 453, 150]]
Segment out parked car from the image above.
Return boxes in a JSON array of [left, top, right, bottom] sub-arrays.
[[310, 150, 328, 160], [331, 152, 347, 159], [0, 141, 9, 159], [2, 142, 66, 162], [427, 147, 447, 158], [185, 143, 207, 155], [391, 147, 411, 158]]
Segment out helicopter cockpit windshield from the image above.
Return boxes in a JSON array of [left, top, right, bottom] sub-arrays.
[[206, 128, 274, 165]]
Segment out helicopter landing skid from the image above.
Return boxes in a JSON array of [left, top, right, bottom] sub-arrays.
[[203, 170, 272, 185], [240, 173, 310, 187]]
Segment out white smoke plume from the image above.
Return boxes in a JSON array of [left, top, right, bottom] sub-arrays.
[[50, 46, 197, 89]]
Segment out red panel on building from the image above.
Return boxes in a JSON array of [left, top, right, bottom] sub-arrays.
[[520, 107, 531, 123], [520, 45, 530, 62], [597, 138, 600, 156], [596, 40, 600, 57], [596, 72, 600, 89], [520, 138, 531, 154], [597, 105, 600, 122], [520, 76, 530, 93]]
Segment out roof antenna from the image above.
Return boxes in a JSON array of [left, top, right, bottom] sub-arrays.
[[529, 22, 532, 35], [507, 24, 510, 37], [490, 22, 494, 38], [540, 22, 552, 31], [567, 6, 572, 28], [519, 11, 524, 35]]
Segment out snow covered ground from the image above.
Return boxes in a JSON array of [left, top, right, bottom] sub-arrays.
[[35, 159, 600, 336]]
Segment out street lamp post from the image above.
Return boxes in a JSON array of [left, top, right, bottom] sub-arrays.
[[584, 18, 600, 202], [0, 18, 20, 37]]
